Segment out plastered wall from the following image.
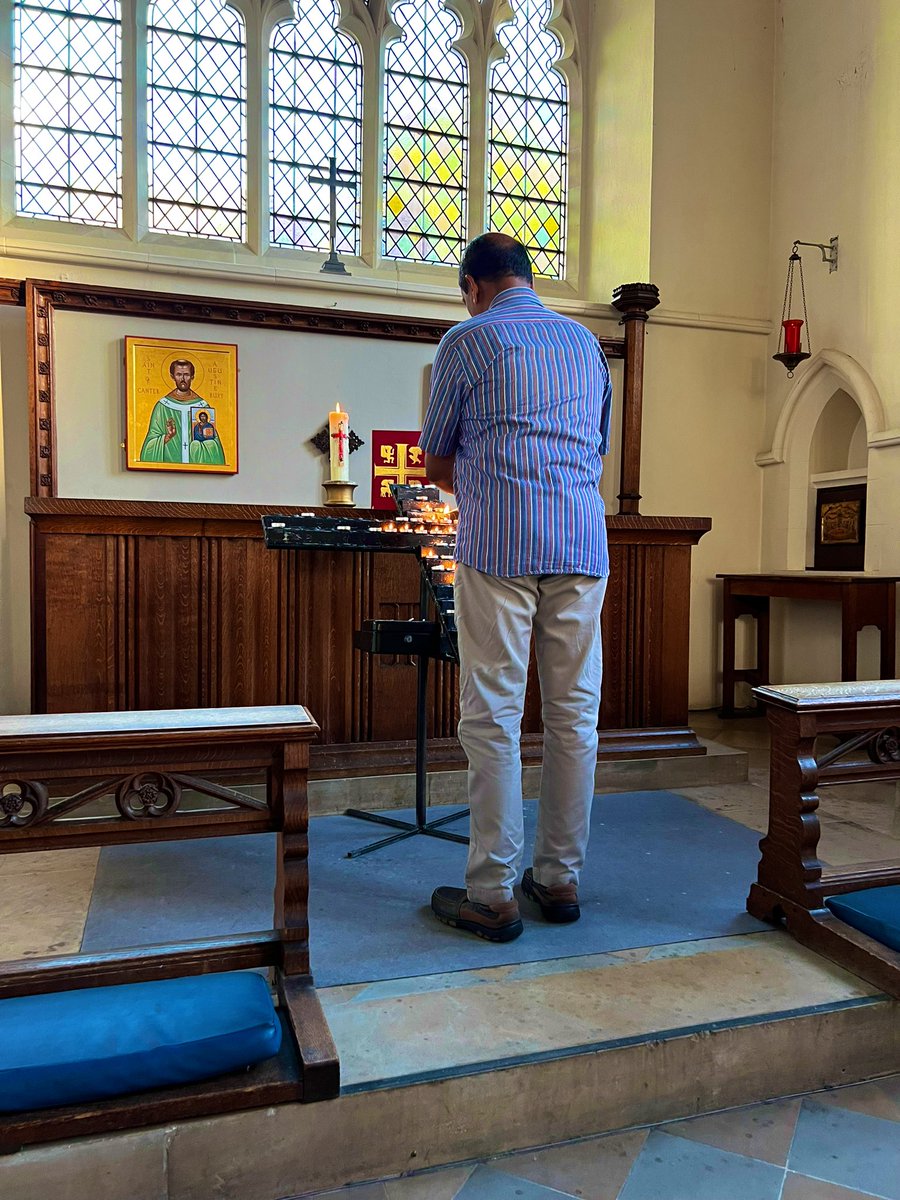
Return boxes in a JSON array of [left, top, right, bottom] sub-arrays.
[[761, 0, 900, 685], [0, 0, 784, 715], [647, 0, 774, 707]]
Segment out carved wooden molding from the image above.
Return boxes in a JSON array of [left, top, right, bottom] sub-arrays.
[[24, 495, 710, 538], [0, 768, 268, 832], [0, 280, 24, 307], [25, 277, 626, 498]]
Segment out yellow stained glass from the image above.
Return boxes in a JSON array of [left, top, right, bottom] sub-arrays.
[[487, 0, 568, 278], [387, 191, 405, 216], [383, 0, 468, 263]]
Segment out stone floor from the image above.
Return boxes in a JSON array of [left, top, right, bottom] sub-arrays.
[[5, 712, 900, 966], [305, 1075, 900, 1199], [4, 711, 900, 1199], [300, 712, 900, 1195]]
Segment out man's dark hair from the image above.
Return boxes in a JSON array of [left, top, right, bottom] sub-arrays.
[[169, 359, 195, 378], [458, 233, 533, 292]]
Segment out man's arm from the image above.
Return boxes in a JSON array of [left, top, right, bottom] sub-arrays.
[[425, 452, 455, 493], [419, 339, 465, 493], [598, 344, 612, 456]]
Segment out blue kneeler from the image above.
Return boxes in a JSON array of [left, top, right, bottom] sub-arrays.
[[826, 886, 900, 955], [0, 972, 281, 1113]]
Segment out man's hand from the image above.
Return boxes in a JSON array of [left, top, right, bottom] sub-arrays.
[[424, 452, 455, 493], [163, 418, 177, 444]]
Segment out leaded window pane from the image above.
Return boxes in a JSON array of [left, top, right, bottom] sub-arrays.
[[148, 0, 247, 241], [489, 0, 568, 279], [14, 0, 122, 226], [270, 2, 362, 253], [383, 1, 468, 266]]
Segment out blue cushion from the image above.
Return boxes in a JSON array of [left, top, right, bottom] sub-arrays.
[[0, 972, 281, 1112], [826, 886, 900, 954]]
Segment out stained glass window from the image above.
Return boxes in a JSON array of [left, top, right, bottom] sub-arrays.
[[489, 0, 568, 278], [148, 0, 246, 240], [383, 1, 468, 265], [14, 0, 122, 226], [270, 2, 362, 253]]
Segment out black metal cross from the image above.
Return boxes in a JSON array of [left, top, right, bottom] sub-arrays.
[[307, 155, 356, 276]]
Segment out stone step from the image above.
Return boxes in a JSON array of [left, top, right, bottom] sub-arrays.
[[308, 737, 747, 816], [5, 929, 899, 1200]]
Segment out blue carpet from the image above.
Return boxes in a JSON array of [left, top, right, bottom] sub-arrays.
[[81, 792, 767, 987]]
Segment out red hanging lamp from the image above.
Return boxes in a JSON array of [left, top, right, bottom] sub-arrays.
[[773, 244, 811, 377], [773, 236, 839, 377]]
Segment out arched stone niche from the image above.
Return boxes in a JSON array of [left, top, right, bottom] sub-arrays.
[[757, 349, 899, 571]]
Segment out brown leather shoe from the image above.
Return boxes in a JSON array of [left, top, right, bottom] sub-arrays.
[[431, 887, 524, 942], [521, 868, 580, 923]]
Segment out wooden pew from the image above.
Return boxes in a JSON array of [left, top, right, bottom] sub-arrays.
[[0, 705, 338, 1151], [747, 681, 900, 997]]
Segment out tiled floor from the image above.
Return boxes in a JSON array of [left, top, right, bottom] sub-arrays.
[[306, 1078, 900, 1199], [301, 714, 900, 1198], [5, 712, 900, 1199]]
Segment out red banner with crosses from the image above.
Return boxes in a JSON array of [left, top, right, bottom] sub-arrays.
[[370, 430, 429, 509]]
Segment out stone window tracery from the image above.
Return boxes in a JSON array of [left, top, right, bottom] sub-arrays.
[[13, 0, 123, 226], [382, 0, 468, 265], [270, 0, 362, 253], [8, 0, 580, 283], [148, 0, 247, 240], [488, 0, 569, 279]]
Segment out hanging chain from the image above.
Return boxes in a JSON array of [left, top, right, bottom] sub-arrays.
[[778, 247, 798, 350], [798, 252, 811, 351]]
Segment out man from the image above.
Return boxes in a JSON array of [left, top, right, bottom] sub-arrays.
[[419, 232, 611, 943], [140, 359, 226, 466]]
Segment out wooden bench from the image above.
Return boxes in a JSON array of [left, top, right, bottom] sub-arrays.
[[747, 681, 900, 996], [0, 705, 338, 1151]]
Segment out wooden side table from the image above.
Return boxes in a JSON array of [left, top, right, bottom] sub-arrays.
[[718, 573, 899, 717]]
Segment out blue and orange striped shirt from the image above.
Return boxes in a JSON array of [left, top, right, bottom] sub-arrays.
[[419, 287, 612, 578]]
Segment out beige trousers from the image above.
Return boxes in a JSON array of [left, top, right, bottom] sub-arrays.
[[453, 564, 607, 905]]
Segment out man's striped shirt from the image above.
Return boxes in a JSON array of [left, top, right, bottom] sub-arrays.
[[419, 287, 612, 578]]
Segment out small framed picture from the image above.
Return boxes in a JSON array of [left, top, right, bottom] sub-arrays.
[[813, 484, 866, 570], [125, 336, 238, 473]]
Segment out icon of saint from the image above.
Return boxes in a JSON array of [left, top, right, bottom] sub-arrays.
[[139, 359, 226, 466]]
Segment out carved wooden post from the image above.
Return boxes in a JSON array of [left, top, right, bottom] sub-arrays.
[[611, 282, 660, 515], [274, 738, 311, 978]]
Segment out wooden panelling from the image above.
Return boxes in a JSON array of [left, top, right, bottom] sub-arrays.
[[27, 500, 710, 765], [34, 533, 119, 712]]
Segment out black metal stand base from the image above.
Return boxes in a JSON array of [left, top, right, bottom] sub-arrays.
[[344, 806, 468, 858], [345, 572, 469, 858]]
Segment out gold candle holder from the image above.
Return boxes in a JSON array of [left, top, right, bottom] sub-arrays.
[[322, 480, 358, 507]]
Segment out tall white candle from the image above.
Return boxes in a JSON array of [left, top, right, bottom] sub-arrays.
[[328, 402, 350, 481]]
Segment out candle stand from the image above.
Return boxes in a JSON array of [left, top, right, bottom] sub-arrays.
[[261, 486, 467, 858]]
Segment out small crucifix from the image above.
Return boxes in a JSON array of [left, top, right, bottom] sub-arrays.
[[332, 423, 348, 464], [308, 155, 356, 276]]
